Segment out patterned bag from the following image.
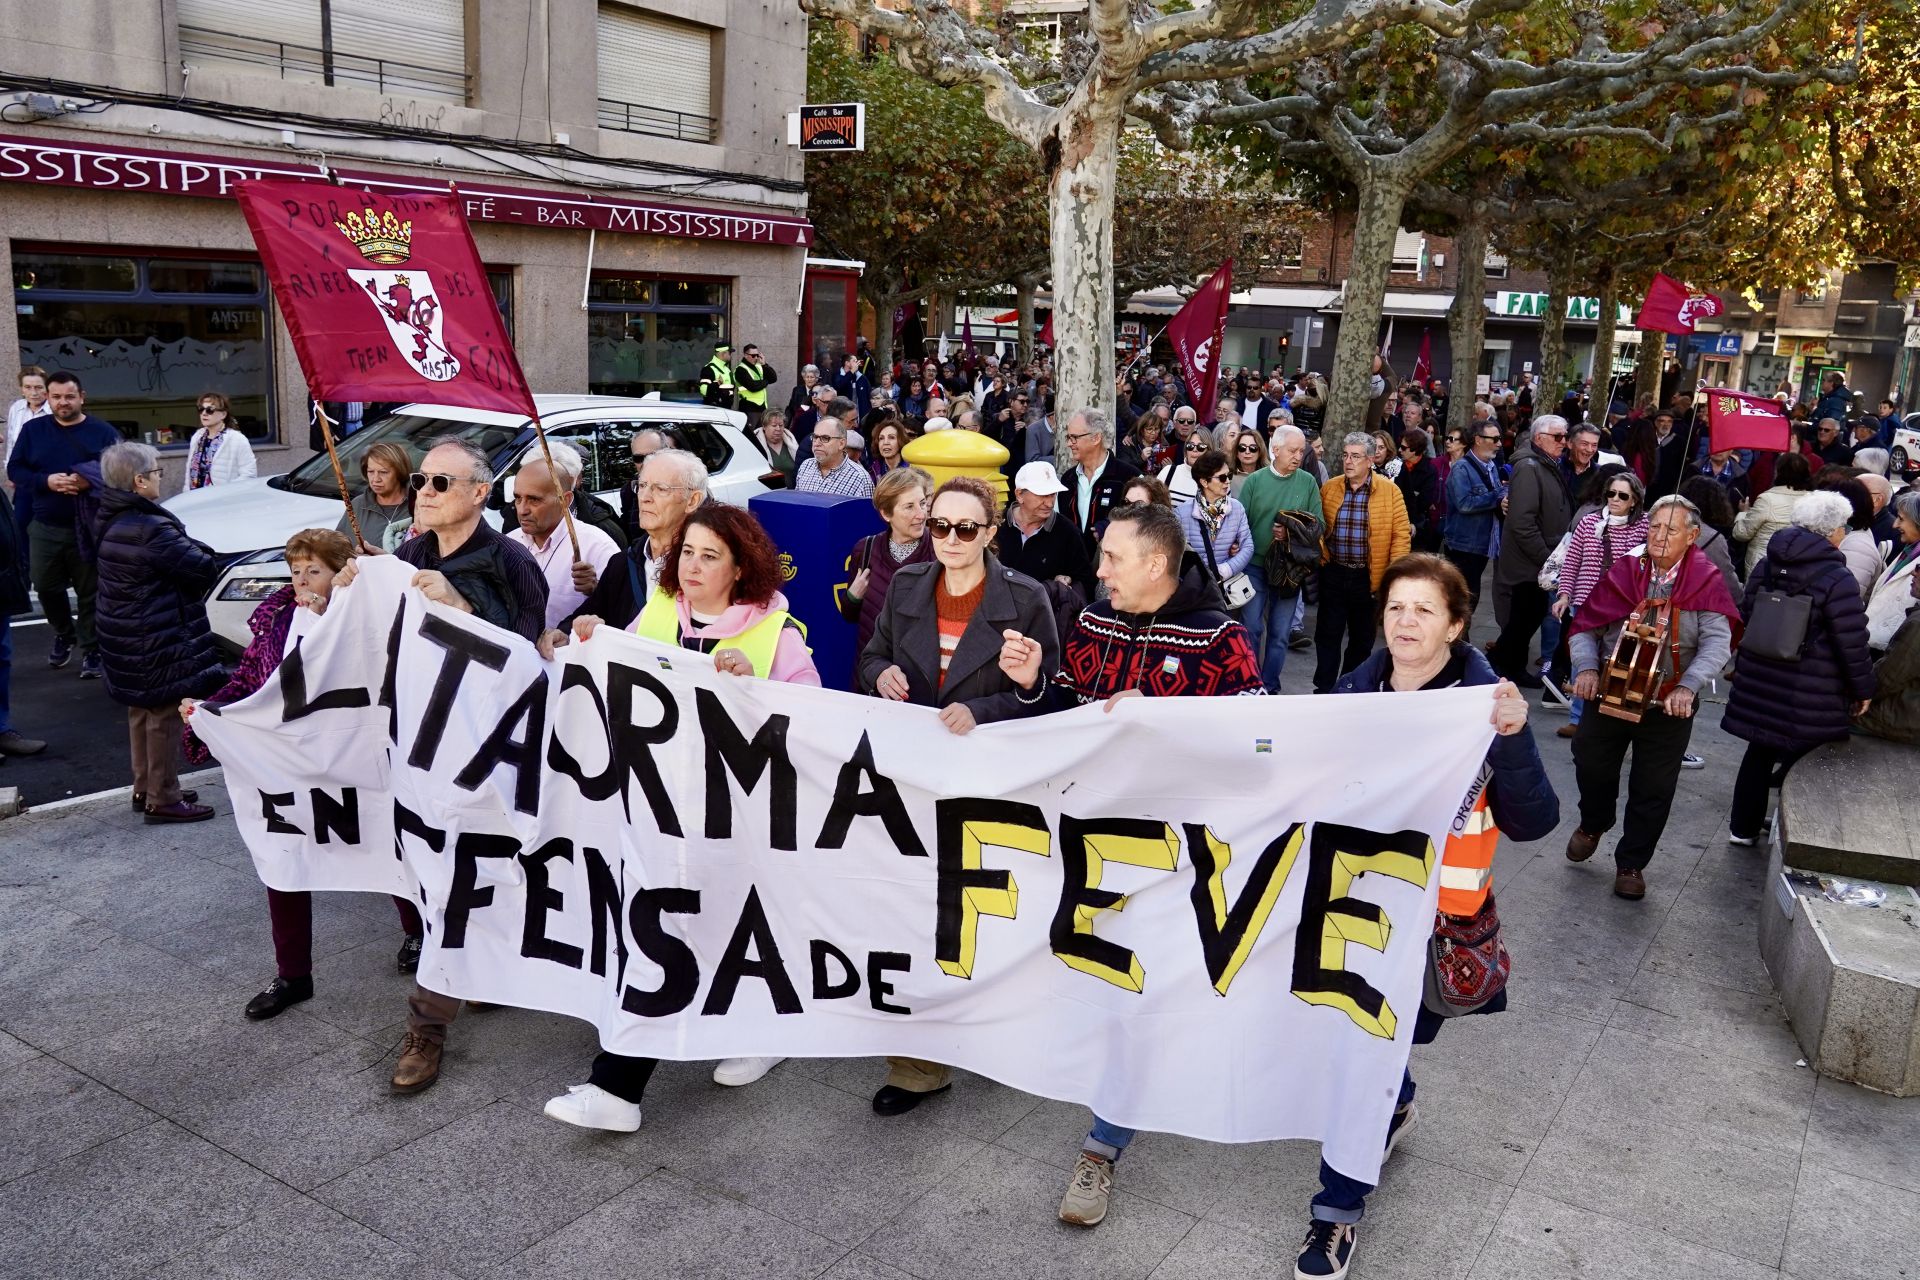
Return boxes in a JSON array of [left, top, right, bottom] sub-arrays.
[[1423, 891, 1511, 1017]]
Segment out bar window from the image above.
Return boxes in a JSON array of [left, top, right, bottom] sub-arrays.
[[586, 271, 728, 401]]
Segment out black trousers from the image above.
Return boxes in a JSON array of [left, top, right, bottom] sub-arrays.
[[1729, 743, 1811, 840], [1490, 581, 1551, 679], [1572, 704, 1696, 871], [589, 1052, 659, 1104], [1313, 563, 1377, 693], [1443, 548, 1489, 617]]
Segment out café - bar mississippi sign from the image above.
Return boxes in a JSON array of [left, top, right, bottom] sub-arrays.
[[0, 132, 811, 248]]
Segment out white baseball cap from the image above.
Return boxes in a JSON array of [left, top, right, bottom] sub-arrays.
[[846, 430, 865, 450], [1015, 460, 1067, 495], [923, 416, 953, 432]]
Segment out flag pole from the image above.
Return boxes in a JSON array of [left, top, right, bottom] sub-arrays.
[[527, 414, 582, 562], [312, 399, 366, 550]]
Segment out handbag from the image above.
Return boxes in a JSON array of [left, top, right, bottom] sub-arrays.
[[1423, 892, 1511, 1017], [1536, 529, 1572, 591], [1198, 506, 1256, 609], [1743, 575, 1813, 662]]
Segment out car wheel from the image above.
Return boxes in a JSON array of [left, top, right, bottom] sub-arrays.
[[1895, 447, 1910, 473]]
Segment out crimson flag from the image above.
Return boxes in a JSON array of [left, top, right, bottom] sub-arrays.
[[1411, 330, 1433, 386], [234, 180, 535, 417], [1038, 311, 1053, 348], [1169, 259, 1234, 424], [1704, 387, 1793, 453], [1634, 271, 1724, 335]]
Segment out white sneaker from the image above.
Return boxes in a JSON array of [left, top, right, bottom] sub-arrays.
[[712, 1056, 784, 1087], [1681, 753, 1706, 770], [1728, 830, 1758, 847], [543, 1083, 641, 1132]]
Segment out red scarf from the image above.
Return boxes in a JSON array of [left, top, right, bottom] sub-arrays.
[[1570, 544, 1741, 639]]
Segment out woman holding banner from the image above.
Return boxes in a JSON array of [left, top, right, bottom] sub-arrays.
[[858, 475, 1059, 1116], [181, 528, 426, 1020], [549, 503, 819, 1130]]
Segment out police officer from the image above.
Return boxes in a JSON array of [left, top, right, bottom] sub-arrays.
[[732, 343, 778, 430], [699, 342, 735, 407]]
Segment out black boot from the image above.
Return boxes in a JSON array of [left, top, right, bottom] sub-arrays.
[[244, 975, 314, 1021]]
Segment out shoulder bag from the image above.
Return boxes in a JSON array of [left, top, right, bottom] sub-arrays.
[[1424, 891, 1511, 1017], [1742, 565, 1813, 661]]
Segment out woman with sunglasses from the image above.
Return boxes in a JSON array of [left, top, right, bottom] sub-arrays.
[[1228, 429, 1268, 496], [1156, 434, 1208, 507], [1551, 466, 1647, 736], [182, 392, 257, 491], [858, 475, 1059, 1117], [1177, 448, 1254, 623], [548, 503, 819, 1131]]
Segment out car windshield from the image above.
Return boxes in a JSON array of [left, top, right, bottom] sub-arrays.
[[274, 413, 528, 498]]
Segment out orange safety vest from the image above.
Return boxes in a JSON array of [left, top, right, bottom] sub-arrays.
[[1438, 761, 1498, 917]]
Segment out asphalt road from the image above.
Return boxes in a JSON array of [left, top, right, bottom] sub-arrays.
[[3, 616, 145, 805]]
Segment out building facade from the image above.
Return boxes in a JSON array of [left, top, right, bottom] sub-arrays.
[[1, 0, 812, 481]]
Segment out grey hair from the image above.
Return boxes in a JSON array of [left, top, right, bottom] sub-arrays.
[[102, 440, 157, 490], [1072, 407, 1114, 448], [1571, 423, 1602, 441], [1791, 491, 1856, 537], [425, 436, 493, 484], [1471, 402, 1495, 421], [1270, 423, 1305, 452], [1817, 417, 1842, 432], [1648, 493, 1701, 530], [1851, 446, 1890, 477], [642, 447, 708, 497], [801, 363, 820, 377], [957, 410, 982, 431], [1892, 489, 1920, 527], [519, 439, 584, 490], [1531, 413, 1569, 435], [631, 426, 667, 449], [1270, 406, 1295, 425], [1341, 431, 1375, 455]]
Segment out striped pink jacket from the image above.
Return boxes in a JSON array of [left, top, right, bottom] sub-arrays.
[[1560, 510, 1650, 609]]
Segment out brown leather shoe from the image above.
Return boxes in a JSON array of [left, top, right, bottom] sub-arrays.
[[1565, 828, 1601, 863], [1613, 868, 1647, 900], [1556, 724, 1577, 739], [391, 1031, 443, 1094]]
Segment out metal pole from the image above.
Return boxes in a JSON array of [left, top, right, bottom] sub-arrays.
[[312, 399, 365, 549]]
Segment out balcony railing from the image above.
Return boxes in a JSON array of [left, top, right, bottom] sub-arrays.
[[598, 97, 716, 145], [179, 26, 468, 101]]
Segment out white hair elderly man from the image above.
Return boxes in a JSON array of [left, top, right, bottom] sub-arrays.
[[1238, 423, 1323, 689], [1059, 407, 1141, 559], [507, 441, 621, 630]]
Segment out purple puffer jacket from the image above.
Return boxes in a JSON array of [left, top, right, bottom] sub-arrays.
[[182, 586, 296, 765]]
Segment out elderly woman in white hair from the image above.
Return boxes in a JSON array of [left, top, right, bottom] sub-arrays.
[[90, 440, 225, 823], [1722, 490, 1877, 845]]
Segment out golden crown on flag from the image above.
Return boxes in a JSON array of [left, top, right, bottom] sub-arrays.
[[334, 208, 414, 265]]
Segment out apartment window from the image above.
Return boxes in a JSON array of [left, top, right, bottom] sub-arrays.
[[586, 272, 729, 400], [1484, 251, 1509, 280], [1015, 18, 1063, 58], [1391, 228, 1426, 277], [177, 0, 468, 101], [12, 250, 273, 445], [597, 5, 717, 143]]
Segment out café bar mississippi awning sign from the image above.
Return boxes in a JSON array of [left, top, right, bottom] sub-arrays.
[[0, 132, 811, 247]]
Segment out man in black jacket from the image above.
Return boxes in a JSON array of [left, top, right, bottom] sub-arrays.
[[1058, 408, 1140, 562], [0, 506, 46, 760], [1000, 461, 1096, 624]]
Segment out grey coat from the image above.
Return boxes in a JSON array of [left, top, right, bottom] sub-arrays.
[[858, 554, 1060, 724], [1495, 453, 1573, 590]]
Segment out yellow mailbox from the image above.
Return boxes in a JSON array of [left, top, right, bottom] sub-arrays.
[[900, 429, 1011, 504]]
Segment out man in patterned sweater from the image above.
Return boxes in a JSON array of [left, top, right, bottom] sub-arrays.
[[998, 501, 1260, 1225], [1001, 501, 1262, 709]]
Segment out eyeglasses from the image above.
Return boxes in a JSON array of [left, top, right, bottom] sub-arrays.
[[1607, 490, 1634, 501], [139, 466, 164, 478], [815, 432, 845, 442], [197, 405, 221, 414], [1185, 442, 1207, 453], [1478, 433, 1501, 441], [636, 481, 689, 497], [1064, 431, 1097, 444], [929, 518, 984, 542], [408, 471, 477, 493], [1236, 444, 1259, 453]]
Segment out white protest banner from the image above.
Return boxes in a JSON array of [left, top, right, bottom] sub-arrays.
[[194, 556, 1495, 1182]]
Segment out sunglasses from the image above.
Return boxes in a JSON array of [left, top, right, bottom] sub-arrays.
[[197, 405, 222, 414], [1186, 442, 1207, 453], [929, 518, 985, 542], [1237, 444, 1259, 453], [1607, 490, 1634, 500], [408, 471, 474, 493]]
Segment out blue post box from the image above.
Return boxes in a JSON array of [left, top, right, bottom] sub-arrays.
[[749, 490, 884, 691]]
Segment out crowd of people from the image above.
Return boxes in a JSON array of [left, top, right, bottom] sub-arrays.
[[5, 347, 1919, 1280]]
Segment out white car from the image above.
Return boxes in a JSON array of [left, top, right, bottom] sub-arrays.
[[166, 394, 780, 652], [1893, 413, 1920, 476]]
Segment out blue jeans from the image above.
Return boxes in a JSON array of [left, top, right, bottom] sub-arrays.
[[1243, 572, 1304, 693], [0, 610, 11, 734], [1538, 610, 1563, 677]]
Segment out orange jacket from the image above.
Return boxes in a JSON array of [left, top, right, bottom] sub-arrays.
[[1320, 472, 1412, 590]]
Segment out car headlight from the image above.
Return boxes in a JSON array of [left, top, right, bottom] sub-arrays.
[[219, 576, 291, 602]]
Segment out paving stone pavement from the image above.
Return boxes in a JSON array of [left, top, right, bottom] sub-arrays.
[[3, 654, 1917, 1280]]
